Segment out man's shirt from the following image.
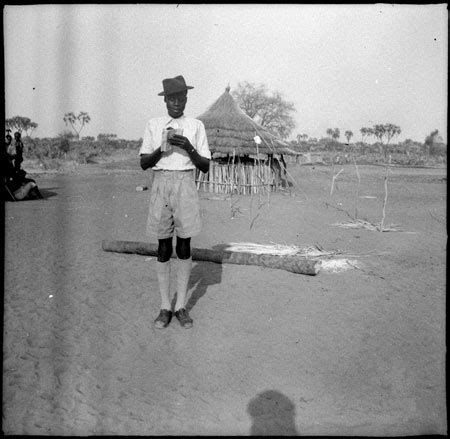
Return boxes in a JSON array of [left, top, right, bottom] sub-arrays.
[[139, 115, 211, 170]]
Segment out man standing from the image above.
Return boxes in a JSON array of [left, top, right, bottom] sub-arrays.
[[139, 75, 211, 329], [11, 132, 24, 173]]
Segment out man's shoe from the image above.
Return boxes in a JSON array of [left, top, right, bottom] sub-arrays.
[[154, 309, 172, 329], [174, 308, 193, 329]]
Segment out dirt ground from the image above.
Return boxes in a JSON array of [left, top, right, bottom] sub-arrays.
[[2, 156, 447, 435]]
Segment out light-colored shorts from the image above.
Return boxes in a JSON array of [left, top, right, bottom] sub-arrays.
[[146, 170, 202, 239]]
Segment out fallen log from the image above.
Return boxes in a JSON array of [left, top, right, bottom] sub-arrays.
[[102, 240, 321, 276]]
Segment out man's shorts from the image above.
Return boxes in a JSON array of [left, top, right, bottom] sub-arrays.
[[146, 170, 202, 239]]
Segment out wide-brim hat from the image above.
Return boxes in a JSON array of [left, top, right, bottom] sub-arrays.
[[158, 75, 194, 96]]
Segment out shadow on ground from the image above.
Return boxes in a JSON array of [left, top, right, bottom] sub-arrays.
[[170, 260, 223, 312], [247, 390, 299, 436]]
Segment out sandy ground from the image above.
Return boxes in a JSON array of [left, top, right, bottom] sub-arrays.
[[2, 156, 447, 435]]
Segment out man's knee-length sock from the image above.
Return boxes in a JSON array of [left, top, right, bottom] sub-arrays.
[[156, 260, 171, 310], [175, 257, 192, 311]]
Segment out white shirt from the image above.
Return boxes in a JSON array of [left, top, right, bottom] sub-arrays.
[[139, 115, 211, 170]]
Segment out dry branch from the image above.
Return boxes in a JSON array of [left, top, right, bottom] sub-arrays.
[[379, 155, 394, 231], [330, 168, 344, 196], [325, 202, 401, 232], [353, 156, 361, 218], [102, 240, 321, 276]]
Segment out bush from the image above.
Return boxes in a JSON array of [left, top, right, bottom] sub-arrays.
[[430, 142, 446, 157], [20, 135, 445, 170], [58, 137, 70, 154]]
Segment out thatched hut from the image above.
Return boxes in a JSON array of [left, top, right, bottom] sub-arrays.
[[196, 86, 300, 194]]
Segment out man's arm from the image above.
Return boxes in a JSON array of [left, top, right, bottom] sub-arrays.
[[169, 134, 210, 173], [140, 148, 163, 170], [187, 147, 210, 174]]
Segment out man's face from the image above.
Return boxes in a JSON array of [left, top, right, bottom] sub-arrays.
[[165, 91, 187, 119]]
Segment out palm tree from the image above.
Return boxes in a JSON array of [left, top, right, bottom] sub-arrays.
[[360, 127, 374, 144], [373, 123, 401, 159], [344, 130, 353, 144], [384, 124, 401, 144], [331, 128, 340, 142], [63, 111, 91, 139]]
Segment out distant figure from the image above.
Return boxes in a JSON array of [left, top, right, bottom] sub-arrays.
[[12, 131, 24, 172], [5, 133, 14, 167], [247, 390, 299, 436], [2, 131, 43, 201]]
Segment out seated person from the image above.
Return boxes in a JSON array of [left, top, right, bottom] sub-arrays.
[[2, 134, 43, 200], [9, 169, 43, 200]]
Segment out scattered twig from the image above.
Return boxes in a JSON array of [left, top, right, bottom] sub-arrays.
[[353, 156, 361, 218], [332, 220, 401, 232], [249, 212, 261, 230], [346, 260, 386, 279], [249, 199, 267, 230], [326, 155, 402, 232], [428, 210, 445, 225], [379, 155, 393, 232], [230, 196, 243, 219], [330, 168, 344, 197], [324, 201, 357, 221], [326, 201, 401, 232]]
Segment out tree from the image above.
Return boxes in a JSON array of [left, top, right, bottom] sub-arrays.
[[5, 115, 38, 136], [232, 82, 296, 139], [384, 123, 401, 144], [58, 130, 76, 139], [424, 129, 444, 157], [373, 124, 386, 144], [63, 111, 91, 139], [326, 128, 340, 141], [97, 133, 117, 141], [296, 133, 308, 143], [332, 128, 340, 142], [325, 128, 340, 153], [373, 123, 401, 159], [27, 122, 38, 137], [360, 127, 374, 143], [344, 130, 353, 143]]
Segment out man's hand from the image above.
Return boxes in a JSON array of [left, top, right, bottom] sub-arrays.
[[168, 134, 195, 153], [167, 133, 210, 173]]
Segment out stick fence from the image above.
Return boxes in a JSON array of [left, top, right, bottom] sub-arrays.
[[195, 161, 279, 195]]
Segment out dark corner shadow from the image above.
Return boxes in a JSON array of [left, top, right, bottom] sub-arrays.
[[172, 255, 223, 313], [16, 187, 58, 201], [247, 390, 299, 436], [1, 186, 58, 202]]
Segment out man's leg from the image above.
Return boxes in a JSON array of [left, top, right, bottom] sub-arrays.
[[174, 236, 193, 328], [154, 237, 173, 328], [174, 236, 192, 311]]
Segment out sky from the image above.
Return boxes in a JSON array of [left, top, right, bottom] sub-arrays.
[[4, 4, 448, 143]]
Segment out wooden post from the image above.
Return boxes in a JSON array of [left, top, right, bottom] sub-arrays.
[[102, 240, 321, 276]]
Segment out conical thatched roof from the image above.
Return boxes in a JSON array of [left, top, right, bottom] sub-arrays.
[[197, 86, 299, 156]]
